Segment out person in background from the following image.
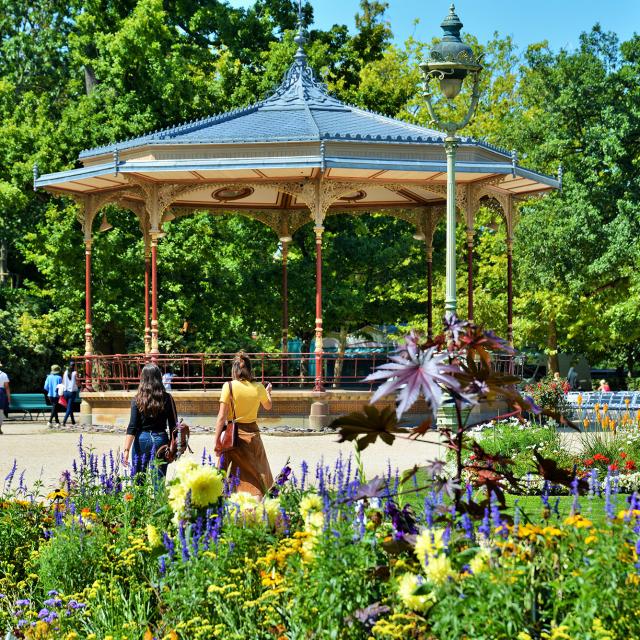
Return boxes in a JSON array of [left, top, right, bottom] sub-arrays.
[[214, 351, 273, 497], [0, 361, 10, 435], [162, 366, 174, 392], [567, 366, 579, 391], [598, 379, 611, 392], [44, 364, 62, 427], [62, 361, 78, 426], [123, 364, 175, 479]]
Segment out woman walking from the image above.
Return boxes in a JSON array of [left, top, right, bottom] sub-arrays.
[[62, 362, 78, 426], [44, 364, 62, 427], [123, 364, 175, 479], [214, 352, 273, 497]]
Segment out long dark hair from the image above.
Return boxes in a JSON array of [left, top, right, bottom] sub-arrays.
[[135, 364, 165, 416], [231, 352, 253, 382]]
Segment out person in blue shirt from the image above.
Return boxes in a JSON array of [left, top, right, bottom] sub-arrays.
[[44, 364, 62, 427]]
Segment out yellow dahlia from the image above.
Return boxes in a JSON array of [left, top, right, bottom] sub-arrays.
[[424, 554, 454, 585], [414, 528, 445, 570], [182, 466, 224, 508], [397, 573, 434, 612]]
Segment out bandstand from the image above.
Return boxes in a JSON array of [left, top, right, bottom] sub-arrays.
[[34, 18, 559, 428]]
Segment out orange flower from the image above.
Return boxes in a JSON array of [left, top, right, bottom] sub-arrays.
[[124, 493, 133, 502]]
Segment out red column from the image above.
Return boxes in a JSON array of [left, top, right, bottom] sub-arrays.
[[151, 237, 159, 355], [84, 240, 93, 391], [426, 244, 433, 340], [282, 240, 289, 352], [144, 255, 151, 354], [313, 226, 324, 392], [507, 241, 514, 345], [467, 230, 474, 321]]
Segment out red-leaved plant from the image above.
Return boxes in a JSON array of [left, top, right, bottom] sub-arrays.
[[330, 315, 581, 517]]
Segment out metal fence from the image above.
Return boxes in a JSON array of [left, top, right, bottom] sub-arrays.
[[76, 351, 523, 392]]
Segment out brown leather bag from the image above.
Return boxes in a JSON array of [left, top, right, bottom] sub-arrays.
[[215, 381, 238, 454], [157, 395, 192, 463]]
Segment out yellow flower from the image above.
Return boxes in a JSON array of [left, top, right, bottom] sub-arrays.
[[304, 510, 324, 534], [414, 529, 445, 570], [424, 554, 454, 585], [517, 633, 533, 640], [585, 535, 598, 545], [173, 456, 200, 478], [182, 466, 224, 508], [541, 625, 572, 640], [299, 493, 323, 519], [563, 514, 592, 529], [146, 524, 162, 548], [397, 573, 434, 612], [469, 549, 490, 575]]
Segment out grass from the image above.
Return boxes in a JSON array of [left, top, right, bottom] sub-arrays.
[[400, 469, 619, 528]]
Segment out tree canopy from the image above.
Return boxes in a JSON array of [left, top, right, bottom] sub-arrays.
[[0, 1, 638, 389]]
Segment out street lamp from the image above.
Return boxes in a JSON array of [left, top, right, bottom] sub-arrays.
[[420, 3, 482, 317]]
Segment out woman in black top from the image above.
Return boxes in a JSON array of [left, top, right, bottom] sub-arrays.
[[123, 364, 175, 478]]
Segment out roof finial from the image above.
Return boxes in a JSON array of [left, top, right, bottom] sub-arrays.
[[294, 0, 307, 64]]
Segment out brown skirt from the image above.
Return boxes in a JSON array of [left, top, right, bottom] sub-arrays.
[[221, 422, 273, 498]]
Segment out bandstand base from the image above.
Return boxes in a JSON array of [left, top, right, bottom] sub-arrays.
[[77, 389, 431, 430]]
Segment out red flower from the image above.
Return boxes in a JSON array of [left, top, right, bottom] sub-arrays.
[[584, 458, 594, 466], [594, 454, 610, 463], [625, 460, 637, 471], [609, 463, 619, 472], [620, 452, 628, 459]]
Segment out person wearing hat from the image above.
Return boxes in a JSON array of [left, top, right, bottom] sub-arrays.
[[62, 361, 78, 426], [44, 364, 63, 427], [0, 361, 10, 434]]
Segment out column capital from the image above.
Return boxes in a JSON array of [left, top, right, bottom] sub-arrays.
[[314, 225, 324, 240], [466, 229, 475, 244], [426, 246, 434, 261]]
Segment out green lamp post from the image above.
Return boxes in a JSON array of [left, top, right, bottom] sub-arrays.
[[420, 4, 483, 317]]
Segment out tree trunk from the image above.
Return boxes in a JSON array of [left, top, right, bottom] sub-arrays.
[[333, 326, 348, 388], [547, 318, 559, 375], [0, 239, 8, 285]]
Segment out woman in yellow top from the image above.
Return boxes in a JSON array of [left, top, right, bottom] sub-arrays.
[[214, 352, 273, 497]]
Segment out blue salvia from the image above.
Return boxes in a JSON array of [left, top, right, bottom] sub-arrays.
[[4, 459, 17, 489]]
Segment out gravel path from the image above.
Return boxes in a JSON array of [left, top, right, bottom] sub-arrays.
[[0, 421, 445, 491]]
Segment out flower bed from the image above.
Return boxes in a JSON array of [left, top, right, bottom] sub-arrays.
[[2, 439, 640, 639]]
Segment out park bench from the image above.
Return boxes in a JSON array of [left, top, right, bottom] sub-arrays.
[[8, 393, 50, 421], [567, 391, 640, 411], [6, 393, 83, 421]]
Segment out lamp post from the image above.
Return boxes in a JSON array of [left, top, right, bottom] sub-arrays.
[[420, 4, 482, 317]]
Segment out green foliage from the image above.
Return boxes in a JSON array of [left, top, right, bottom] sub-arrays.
[[37, 522, 110, 595], [1, 0, 639, 391], [469, 418, 572, 477]]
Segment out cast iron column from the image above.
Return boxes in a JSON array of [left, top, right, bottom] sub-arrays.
[[282, 239, 289, 352], [83, 239, 93, 391], [313, 226, 324, 392], [445, 136, 458, 317], [426, 243, 433, 340], [507, 239, 514, 345], [150, 235, 159, 355], [466, 229, 474, 321], [144, 253, 151, 355]]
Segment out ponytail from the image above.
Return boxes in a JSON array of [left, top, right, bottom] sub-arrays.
[[231, 351, 253, 382]]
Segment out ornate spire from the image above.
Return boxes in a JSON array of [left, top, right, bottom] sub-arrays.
[[294, 1, 307, 65]]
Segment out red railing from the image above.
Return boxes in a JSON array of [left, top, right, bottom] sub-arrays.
[[77, 351, 523, 393], [78, 351, 392, 392]]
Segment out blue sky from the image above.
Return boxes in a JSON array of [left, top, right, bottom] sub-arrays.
[[228, 1, 640, 50]]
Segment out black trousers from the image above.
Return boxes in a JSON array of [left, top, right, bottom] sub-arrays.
[[48, 397, 60, 423]]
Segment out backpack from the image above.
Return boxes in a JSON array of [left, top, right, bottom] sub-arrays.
[[156, 396, 192, 463]]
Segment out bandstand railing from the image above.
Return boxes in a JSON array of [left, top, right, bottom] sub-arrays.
[[77, 351, 522, 393]]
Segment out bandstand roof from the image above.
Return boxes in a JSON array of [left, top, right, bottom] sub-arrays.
[[35, 28, 559, 224]]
